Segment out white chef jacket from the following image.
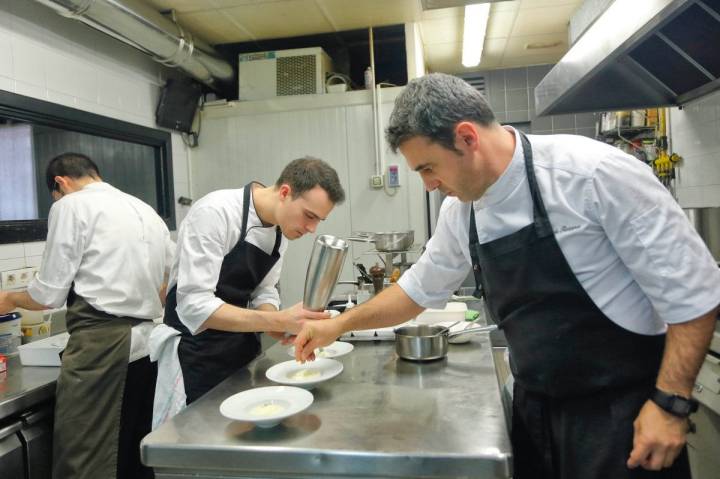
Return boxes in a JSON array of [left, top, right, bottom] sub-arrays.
[[398, 127, 720, 334], [168, 186, 288, 335], [27, 182, 174, 360]]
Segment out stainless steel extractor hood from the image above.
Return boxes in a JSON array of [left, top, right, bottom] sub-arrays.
[[535, 0, 720, 116]]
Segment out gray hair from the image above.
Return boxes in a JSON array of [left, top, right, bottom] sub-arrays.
[[385, 73, 496, 153]]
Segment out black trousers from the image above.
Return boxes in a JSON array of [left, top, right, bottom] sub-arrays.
[[117, 356, 157, 479], [512, 383, 691, 479]]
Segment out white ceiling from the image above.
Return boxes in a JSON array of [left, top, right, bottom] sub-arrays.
[[143, 0, 583, 73]]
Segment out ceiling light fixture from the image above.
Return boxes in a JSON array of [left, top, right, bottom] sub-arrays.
[[462, 3, 491, 68]]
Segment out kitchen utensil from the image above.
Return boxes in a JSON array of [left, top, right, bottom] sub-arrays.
[[219, 386, 313, 428], [303, 235, 349, 311], [348, 231, 414, 252], [394, 324, 498, 361], [265, 358, 344, 389]]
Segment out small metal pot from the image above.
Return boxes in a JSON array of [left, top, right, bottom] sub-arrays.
[[394, 324, 498, 361]]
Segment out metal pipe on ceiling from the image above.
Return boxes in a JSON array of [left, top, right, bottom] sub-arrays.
[[32, 0, 234, 89]]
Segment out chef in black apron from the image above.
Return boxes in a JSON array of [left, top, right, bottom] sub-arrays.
[[153, 157, 345, 416], [294, 74, 719, 478], [0, 152, 174, 479]]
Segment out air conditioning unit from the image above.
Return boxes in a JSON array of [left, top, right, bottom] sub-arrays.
[[238, 47, 333, 101]]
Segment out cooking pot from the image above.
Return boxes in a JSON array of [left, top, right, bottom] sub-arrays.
[[348, 231, 414, 252], [394, 324, 497, 361]]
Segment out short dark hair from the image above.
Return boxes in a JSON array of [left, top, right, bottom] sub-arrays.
[[46, 153, 101, 192], [385, 73, 496, 153], [275, 156, 345, 205]]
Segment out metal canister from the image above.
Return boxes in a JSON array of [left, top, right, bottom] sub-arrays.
[[303, 235, 349, 311]]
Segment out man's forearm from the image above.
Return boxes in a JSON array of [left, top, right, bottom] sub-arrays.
[[203, 303, 284, 333], [656, 307, 717, 397], [5, 291, 48, 311]]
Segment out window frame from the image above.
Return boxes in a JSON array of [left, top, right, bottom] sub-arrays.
[[0, 89, 175, 244]]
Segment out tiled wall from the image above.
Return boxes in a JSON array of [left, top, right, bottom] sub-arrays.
[[483, 64, 599, 137], [0, 1, 192, 282], [669, 89, 720, 208]]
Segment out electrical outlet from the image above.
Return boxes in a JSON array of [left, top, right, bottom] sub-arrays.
[[370, 175, 384, 189], [1, 267, 37, 289]]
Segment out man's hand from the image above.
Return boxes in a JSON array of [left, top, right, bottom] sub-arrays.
[[280, 302, 330, 335], [294, 319, 344, 363], [627, 400, 688, 471], [0, 291, 15, 315]]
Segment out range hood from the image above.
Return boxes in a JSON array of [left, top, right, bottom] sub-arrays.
[[535, 0, 720, 116]]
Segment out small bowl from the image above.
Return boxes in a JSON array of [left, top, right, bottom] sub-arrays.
[[219, 386, 313, 428], [266, 358, 343, 389]]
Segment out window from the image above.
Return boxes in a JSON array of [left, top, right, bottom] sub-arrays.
[[0, 90, 175, 244]]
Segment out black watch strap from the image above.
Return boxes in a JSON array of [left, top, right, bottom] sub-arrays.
[[650, 388, 699, 418]]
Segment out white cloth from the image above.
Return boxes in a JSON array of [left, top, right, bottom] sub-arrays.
[[27, 182, 174, 318], [149, 323, 185, 430], [168, 186, 288, 334], [398, 128, 720, 334], [129, 321, 156, 363]]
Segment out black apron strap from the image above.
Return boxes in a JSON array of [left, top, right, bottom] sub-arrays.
[[468, 204, 483, 299]]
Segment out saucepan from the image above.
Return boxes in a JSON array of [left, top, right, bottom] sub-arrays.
[[348, 231, 414, 252], [394, 324, 498, 361]]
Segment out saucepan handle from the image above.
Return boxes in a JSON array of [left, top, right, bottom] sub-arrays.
[[447, 324, 498, 338]]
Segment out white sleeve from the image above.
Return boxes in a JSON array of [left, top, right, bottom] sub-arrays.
[[249, 240, 285, 310], [589, 152, 720, 324], [397, 200, 471, 309], [26, 201, 85, 308], [174, 206, 228, 334]]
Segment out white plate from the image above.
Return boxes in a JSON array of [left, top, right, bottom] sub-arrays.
[[219, 386, 313, 428], [287, 341, 354, 359], [266, 358, 343, 389]]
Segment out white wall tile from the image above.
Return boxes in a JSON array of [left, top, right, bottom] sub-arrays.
[[0, 76, 14, 92], [0, 258, 26, 272], [23, 242, 45, 257], [0, 244, 25, 260], [0, 31, 13, 78], [14, 80, 46, 99], [11, 37, 46, 87], [24, 255, 43, 267]]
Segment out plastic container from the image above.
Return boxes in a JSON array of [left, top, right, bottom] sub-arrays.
[[18, 332, 68, 366], [415, 302, 468, 325], [0, 312, 22, 356]]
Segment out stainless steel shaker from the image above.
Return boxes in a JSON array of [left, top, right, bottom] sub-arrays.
[[303, 235, 349, 311]]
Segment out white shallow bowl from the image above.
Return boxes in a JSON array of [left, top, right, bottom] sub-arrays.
[[219, 386, 313, 428], [266, 358, 343, 389], [287, 341, 354, 359]]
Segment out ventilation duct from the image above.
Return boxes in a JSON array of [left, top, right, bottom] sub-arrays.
[[32, 0, 234, 89], [535, 0, 720, 115]]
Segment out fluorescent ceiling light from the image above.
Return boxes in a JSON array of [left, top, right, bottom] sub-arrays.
[[462, 3, 491, 68]]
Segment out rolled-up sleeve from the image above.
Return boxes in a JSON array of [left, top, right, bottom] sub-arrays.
[[174, 207, 228, 334], [27, 201, 85, 308], [398, 199, 471, 309]]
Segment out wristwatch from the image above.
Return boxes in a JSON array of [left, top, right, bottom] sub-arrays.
[[650, 388, 699, 418]]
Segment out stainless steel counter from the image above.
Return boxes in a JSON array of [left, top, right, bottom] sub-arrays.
[[0, 356, 59, 420], [142, 336, 512, 479]]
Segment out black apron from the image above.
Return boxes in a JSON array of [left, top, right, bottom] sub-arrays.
[[468, 133, 689, 479], [164, 182, 282, 405], [54, 289, 156, 479]]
